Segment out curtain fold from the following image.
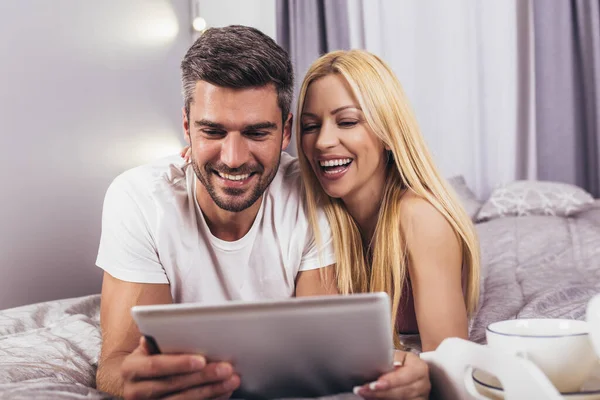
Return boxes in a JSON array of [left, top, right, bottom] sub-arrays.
[[359, 0, 526, 198], [532, 0, 600, 197], [276, 0, 352, 155]]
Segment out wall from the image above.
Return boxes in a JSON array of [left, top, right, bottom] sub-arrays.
[[0, 0, 278, 310], [197, 0, 276, 39], [0, 0, 191, 309]]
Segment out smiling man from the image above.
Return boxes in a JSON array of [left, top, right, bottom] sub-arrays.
[[95, 26, 336, 399]]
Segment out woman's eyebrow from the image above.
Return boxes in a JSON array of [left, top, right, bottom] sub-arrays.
[[331, 105, 361, 114], [301, 105, 361, 118]]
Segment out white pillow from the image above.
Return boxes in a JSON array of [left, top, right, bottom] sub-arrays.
[[476, 181, 595, 222]]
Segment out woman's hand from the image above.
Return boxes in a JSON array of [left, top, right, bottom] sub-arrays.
[[353, 350, 431, 399], [180, 146, 191, 162]]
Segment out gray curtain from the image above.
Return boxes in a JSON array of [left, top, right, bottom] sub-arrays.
[[533, 0, 600, 197], [276, 0, 352, 155]]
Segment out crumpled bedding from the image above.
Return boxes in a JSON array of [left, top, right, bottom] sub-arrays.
[[0, 295, 109, 399], [469, 200, 600, 343], [1, 202, 599, 399]]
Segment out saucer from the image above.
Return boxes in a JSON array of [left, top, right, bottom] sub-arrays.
[[472, 367, 600, 399]]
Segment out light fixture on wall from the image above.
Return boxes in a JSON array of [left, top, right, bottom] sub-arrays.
[[193, 16, 207, 32], [190, 0, 207, 35]]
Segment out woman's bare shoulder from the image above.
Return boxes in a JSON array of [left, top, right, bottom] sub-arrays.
[[398, 190, 457, 244]]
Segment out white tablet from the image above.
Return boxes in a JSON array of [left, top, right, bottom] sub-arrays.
[[131, 292, 394, 399]]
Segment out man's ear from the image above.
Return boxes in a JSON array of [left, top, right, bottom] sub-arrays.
[[281, 113, 293, 150], [182, 107, 191, 145]]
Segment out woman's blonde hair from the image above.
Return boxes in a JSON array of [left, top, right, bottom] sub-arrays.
[[296, 50, 480, 348]]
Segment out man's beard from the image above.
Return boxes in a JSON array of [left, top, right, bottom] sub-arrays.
[[191, 157, 281, 212]]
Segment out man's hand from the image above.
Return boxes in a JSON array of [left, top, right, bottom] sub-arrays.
[[353, 351, 431, 400], [121, 336, 241, 400]]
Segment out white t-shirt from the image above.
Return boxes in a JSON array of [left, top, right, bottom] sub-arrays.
[[96, 152, 336, 304]]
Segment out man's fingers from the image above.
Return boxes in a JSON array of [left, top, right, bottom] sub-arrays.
[[130, 338, 148, 357], [123, 363, 236, 400], [163, 374, 241, 400], [123, 370, 203, 399], [121, 352, 206, 381]]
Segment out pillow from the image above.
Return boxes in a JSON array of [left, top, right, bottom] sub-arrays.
[[447, 176, 482, 220], [476, 180, 595, 221]]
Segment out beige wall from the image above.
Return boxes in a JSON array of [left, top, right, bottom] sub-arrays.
[[0, 0, 280, 310], [0, 0, 191, 309]]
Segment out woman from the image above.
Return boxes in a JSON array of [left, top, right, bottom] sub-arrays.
[[296, 49, 480, 353], [296, 50, 480, 399]]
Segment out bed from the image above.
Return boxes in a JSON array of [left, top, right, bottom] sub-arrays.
[[1, 179, 599, 399]]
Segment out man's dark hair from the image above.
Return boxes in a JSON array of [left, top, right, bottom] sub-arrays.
[[181, 25, 294, 122]]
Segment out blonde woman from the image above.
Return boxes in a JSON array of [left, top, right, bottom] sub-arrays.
[[297, 49, 480, 354]]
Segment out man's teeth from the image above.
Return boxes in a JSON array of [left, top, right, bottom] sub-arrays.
[[319, 158, 352, 167], [218, 172, 250, 181]]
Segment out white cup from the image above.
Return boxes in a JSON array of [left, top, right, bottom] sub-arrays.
[[486, 318, 598, 393], [587, 294, 600, 358]]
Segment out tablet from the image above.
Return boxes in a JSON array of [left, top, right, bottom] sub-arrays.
[[131, 292, 394, 399]]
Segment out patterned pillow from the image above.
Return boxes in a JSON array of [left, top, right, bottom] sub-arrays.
[[476, 181, 595, 221], [447, 176, 482, 220]]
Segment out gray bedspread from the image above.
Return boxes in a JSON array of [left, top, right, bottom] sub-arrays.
[[1, 202, 599, 398], [469, 200, 600, 343]]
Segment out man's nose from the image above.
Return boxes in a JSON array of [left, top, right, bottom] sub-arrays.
[[221, 133, 250, 169]]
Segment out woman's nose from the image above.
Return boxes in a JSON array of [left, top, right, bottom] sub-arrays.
[[314, 122, 339, 150]]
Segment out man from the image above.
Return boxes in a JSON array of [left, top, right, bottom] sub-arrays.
[[95, 25, 336, 399]]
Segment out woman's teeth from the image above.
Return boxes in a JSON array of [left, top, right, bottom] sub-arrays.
[[319, 158, 352, 167], [318, 159, 353, 175], [324, 166, 348, 174]]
